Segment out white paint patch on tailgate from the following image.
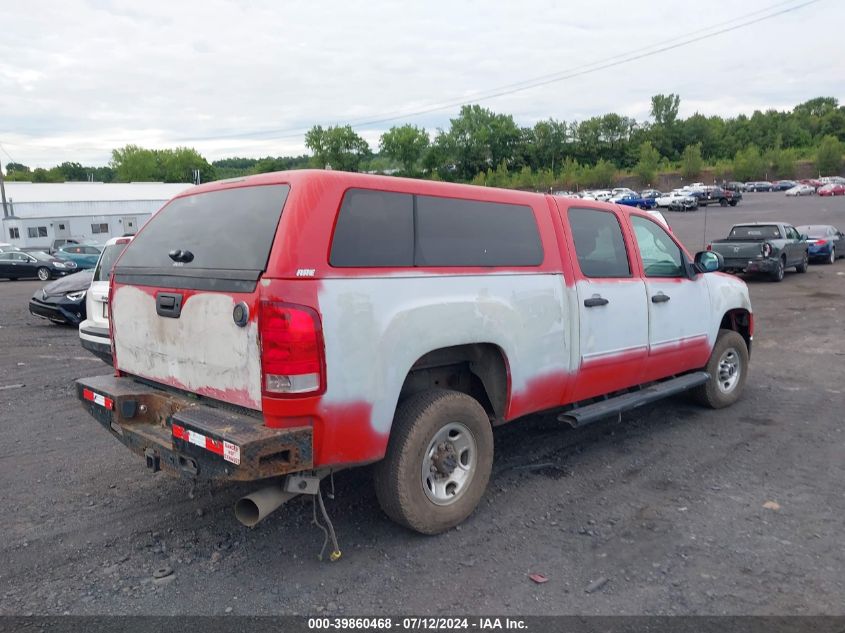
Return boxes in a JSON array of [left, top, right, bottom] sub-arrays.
[[318, 274, 571, 434], [112, 286, 262, 409]]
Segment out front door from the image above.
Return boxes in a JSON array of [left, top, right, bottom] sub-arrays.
[[563, 206, 649, 401], [630, 215, 712, 381], [122, 216, 137, 234]]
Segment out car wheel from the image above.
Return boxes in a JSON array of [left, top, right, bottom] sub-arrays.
[[692, 329, 749, 409], [770, 258, 785, 282], [720, 199, 728, 207], [729, 200, 738, 206], [826, 248, 835, 265], [374, 389, 494, 534], [796, 252, 809, 273], [36, 267, 51, 281]]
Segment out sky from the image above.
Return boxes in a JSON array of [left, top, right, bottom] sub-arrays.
[[1, 0, 843, 168]]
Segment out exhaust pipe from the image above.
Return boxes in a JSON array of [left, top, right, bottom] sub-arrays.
[[234, 484, 297, 527]]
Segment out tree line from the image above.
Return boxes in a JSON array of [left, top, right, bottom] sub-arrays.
[[4, 95, 844, 189]]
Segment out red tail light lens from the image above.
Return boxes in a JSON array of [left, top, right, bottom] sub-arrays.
[[761, 242, 773, 257], [815, 239, 827, 246], [259, 302, 325, 396], [706, 244, 712, 251]]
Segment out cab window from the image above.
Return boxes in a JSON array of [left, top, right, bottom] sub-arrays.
[[567, 208, 631, 278], [631, 216, 685, 278]]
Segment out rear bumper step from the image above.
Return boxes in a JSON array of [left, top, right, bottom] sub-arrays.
[[558, 371, 710, 428], [75, 375, 313, 481]]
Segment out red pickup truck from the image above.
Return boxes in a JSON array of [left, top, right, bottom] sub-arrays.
[[77, 170, 752, 535]]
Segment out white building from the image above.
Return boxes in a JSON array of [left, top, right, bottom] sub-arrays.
[[1, 182, 194, 249]]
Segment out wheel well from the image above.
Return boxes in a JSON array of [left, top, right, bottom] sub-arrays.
[[399, 344, 508, 423], [721, 309, 752, 352]]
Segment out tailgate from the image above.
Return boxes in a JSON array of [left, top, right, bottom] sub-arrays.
[[111, 184, 291, 411]]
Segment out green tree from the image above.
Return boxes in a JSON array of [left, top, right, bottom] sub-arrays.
[[5, 162, 29, 174], [158, 147, 215, 183], [680, 143, 704, 180], [305, 125, 371, 172], [815, 135, 843, 175], [111, 145, 159, 181], [633, 141, 660, 186], [379, 125, 429, 174], [713, 159, 733, 181], [650, 94, 681, 127], [442, 105, 522, 180], [732, 145, 766, 181]]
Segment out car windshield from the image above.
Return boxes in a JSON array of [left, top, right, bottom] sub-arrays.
[[93, 242, 131, 282], [729, 225, 781, 239]]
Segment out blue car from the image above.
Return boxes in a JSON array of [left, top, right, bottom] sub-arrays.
[[797, 225, 844, 265], [611, 193, 657, 210], [56, 243, 104, 269]]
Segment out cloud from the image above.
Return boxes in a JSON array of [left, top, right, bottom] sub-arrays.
[[1, 0, 843, 167]]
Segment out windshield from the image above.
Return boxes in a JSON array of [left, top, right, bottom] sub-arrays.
[[729, 225, 781, 239], [93, 242, 131, 282]]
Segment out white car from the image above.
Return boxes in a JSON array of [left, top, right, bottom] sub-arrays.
[[655, 190, 699, 210], [785, 184, 815, 197], [611, 187, 637, 198], [79, 235, 133, 363]]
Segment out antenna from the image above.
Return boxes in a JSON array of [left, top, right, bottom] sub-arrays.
[[701, 197, 709, 251]]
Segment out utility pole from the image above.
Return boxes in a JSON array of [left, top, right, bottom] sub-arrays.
[[0, 163, 9, 219]]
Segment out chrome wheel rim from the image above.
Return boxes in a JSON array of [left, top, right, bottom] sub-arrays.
[[830, 249, 835, 264], [716, 348, 741, 394], [421, 422, 477, 506], [37, 268, 49, 281]]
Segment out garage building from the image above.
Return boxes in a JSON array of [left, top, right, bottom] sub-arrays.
[[1, 182, 193, 249]]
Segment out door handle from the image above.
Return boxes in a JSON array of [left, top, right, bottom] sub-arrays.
[[584, 296, 609, 307], [651, 293, 671, 303]]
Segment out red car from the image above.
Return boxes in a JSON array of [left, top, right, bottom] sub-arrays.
[[799, 179, 823, 189], [818, 183, 845, 196]]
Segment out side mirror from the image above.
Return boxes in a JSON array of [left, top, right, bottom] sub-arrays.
[[694, 250, 723, 273], [800, 234, 808, 241]]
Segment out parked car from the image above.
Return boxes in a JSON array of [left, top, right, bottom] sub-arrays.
[[819, 176, 845, 185], [655, 190, 699, 211], [28, 269, 94, 325], [817, 183, 845, 196], [611, 187, 637, 198], [745, 181, 773, 192], [611, 192, 657, 209], [724, 181, 746, 193], [708, 222, 808, 282], [0, 250, 78, 280], [772, 180, 797, 191], [49, 237, 85, 255], [79, 236, 133, 363], [697, 186, 741, 207], [796, 224, 844, 265], [56, 243, 103, 269], [785, 184, 815, 196], [75, 170, 753, 535], [640, 189, 662, 199], [799, 178, 823, 189]]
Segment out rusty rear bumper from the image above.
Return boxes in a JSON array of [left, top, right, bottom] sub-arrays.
[[75, 375, 313, 481]]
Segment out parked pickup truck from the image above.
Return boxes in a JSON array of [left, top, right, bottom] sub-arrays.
[[610, 192, 658, 210], [709, 222, 808, 281], [697, 186, 742, 207], [75, 171, 753, 536]]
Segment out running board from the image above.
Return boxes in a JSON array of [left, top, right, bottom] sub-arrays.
[[558, 371, 710, 428]]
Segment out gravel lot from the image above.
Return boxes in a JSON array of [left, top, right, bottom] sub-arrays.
[[1, 193, 844, 616]]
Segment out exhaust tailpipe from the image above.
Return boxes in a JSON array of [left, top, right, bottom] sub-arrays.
[[234, 484, 297, 527]]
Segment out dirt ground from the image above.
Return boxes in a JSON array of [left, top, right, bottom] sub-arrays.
[[1, 193, 843, 616]]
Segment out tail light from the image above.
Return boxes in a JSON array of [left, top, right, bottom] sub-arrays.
[[761, 242, 773, 257], [259, 302, 325, 396], [706, 244, 712, 251], [815, 239, 827, 247]]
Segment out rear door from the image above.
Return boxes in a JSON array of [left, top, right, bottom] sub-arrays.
[[563, 206, 649, 401], [630, 215, 712, 381], [111, 184, 290, 411]]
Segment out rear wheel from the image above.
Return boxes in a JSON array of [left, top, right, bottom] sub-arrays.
[[729, 200, 738, 207], [796, 252, 809, 273], [374, 389, 494, 535], [692, 329, 749, 409], [720, 199, 728, 207], [770, 258, 785, 282], [826, 248, 835, 265], [36, 267, 51, 281]]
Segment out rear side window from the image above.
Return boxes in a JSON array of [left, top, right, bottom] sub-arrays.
[[568, 207, 631, 278], [93, 242, 130, 282], [415, 196, 542, 266], [329, 190, 414, 267], [330, 189, 543, 267], [117, 185, 289, 284]]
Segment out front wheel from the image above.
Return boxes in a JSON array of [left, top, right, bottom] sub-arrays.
[[796, 253, 809, 273], [374, 389, 494, 534], [36, 267, 51, 281], [692, 329, 749, 408]]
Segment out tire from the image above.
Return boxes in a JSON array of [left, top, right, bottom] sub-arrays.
[[373, 389, 494, 535], [729, 200, 738, 207], [720, 199, 728, 207], [36, 267, 51, 281], [692, 329, 749, 409], [796, 252, 808, 273], [770, 258, 785, 282], [825, 248, 835, 265]]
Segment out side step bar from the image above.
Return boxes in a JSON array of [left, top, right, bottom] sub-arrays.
[[558, 371, 710, 428]]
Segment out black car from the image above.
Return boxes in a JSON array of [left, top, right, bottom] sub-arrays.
[[0, 250, 78, 281], [28, 269, 94, 325]]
